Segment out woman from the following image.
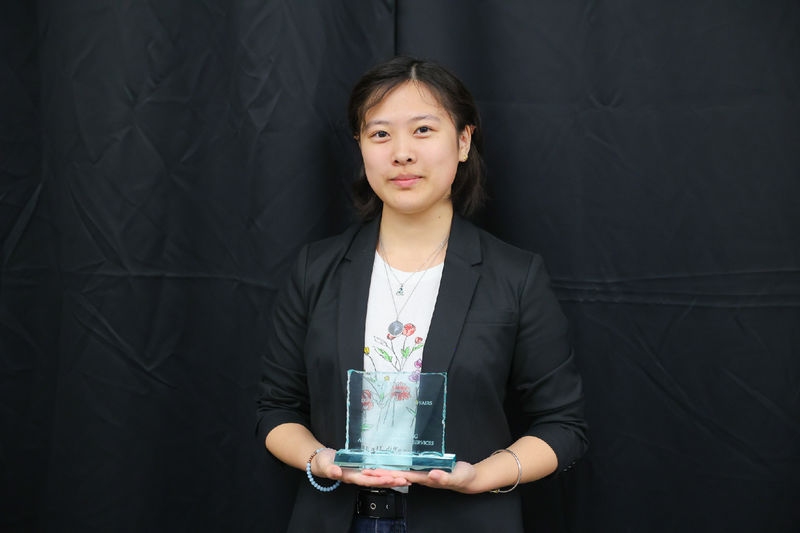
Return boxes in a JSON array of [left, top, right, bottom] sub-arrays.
[[257, 56, 588, 533]]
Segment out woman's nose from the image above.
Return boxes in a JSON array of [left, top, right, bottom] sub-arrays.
[[392, 139, 415, 164]]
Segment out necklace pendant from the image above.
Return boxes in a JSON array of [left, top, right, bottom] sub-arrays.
[[396, 285, 405, 296], [388, 321, 403, 335]]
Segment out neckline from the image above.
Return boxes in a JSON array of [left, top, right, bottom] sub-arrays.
[[374, 251, 445, 276]]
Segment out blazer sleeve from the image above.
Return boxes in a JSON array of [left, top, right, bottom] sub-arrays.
[[509, 254, 588, 472], [255, 244, 313, 446]]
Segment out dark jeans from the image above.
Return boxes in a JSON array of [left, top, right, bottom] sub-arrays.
[[349, 516, 407, 533]]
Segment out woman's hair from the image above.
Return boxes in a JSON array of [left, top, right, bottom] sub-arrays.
[[348, 56, 486, 220]]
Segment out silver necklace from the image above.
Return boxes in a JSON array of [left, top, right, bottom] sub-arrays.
[[379, 237, 447, 335], [379, 237, 448, 296]]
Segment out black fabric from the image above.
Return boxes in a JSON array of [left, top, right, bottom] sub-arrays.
[[1, 2, 798, 532]]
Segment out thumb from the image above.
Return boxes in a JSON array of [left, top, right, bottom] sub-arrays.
[[428, 469, 448, 484], [325, 463, 343, 480]]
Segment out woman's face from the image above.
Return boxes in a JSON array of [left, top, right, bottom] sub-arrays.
[[359, 82, 471, 219]]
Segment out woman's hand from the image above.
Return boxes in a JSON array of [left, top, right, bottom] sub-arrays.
[[313, 449, 411, 488], [378, 461, 480, 494]]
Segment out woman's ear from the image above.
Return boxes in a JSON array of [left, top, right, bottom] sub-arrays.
[[458, 125, 475, 162]]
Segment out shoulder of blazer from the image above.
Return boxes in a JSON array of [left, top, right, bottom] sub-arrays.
[[302, 218, 375, 265], [294, 218, 379, 303], [452, 215, 540, 279]]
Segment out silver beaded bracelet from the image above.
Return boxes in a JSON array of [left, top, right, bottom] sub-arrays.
[[490, 448, 522, 493], [306, 448, 341, 492]]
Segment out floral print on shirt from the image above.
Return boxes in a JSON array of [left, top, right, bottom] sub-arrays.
[[365, 322, 423, 377]]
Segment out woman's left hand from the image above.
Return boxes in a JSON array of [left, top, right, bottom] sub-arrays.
[[362, 461, 480, 494]]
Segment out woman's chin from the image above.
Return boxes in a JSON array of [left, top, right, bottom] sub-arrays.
[[381, 196, 453, 218]]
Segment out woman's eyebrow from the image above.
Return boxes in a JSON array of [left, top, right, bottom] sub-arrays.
[[409, 114, 441, 123], [364, 119, 390, 129], [364, 114, 442, 130]]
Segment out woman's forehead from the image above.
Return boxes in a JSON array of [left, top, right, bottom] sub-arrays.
[[363, 82, 450, 126]]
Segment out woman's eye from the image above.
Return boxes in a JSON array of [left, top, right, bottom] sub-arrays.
[[416, 126, 431, 134], [370, 130, 389, 139]]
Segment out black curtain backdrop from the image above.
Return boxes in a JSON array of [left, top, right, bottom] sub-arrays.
[[1, 1, 798, 532]]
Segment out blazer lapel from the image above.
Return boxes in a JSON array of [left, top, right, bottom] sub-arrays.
[[336, 217, 380, 394], [422, 215, 482, 374]]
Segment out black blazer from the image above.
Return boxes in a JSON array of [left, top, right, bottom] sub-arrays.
[[257, 214, 587, 533]]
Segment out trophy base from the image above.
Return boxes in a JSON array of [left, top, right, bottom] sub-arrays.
[[334, 449, 456, 472]]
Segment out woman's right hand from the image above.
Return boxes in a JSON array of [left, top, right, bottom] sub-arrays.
[[313, 448, 411, 488]]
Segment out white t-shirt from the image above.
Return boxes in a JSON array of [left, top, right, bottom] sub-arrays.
[[359, 252, 443, 476], [363, 252, 443, 375]]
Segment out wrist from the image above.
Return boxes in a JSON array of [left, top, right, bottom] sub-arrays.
[[489, 449, 522, 493], [468, 463, 496, 494], [473, 449, 522, 493], [309, 447, 330, 477], [306, 448, 341, 493]]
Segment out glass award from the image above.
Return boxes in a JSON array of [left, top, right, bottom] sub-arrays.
[[334, 370, 456, 472]]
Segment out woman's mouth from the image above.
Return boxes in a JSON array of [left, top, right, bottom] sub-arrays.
[[391, 174, 422, 188]]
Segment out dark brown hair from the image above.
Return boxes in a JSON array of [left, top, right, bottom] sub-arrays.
[[348, 56, 486, 220]]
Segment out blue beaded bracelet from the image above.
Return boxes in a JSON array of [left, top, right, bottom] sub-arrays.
[[306, 448, 341, 492]]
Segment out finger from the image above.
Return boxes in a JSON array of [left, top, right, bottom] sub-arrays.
[[361, 468, 409, 479], [365, 474, 410, 486], [347, 473, 409, 488], [339, 468, 403, 485], [399, 471, 431, 483], [408, 470, 458, 489]]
